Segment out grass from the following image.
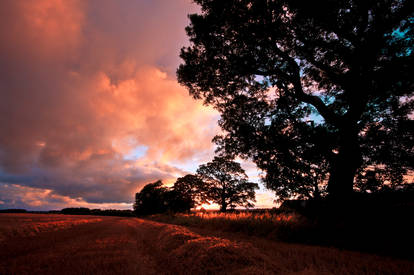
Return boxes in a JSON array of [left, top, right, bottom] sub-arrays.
[[149, 211, 306, 241], [147, 206, 414, 260]]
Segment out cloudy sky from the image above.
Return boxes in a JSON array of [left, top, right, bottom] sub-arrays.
[[0, 0, 276, 210]]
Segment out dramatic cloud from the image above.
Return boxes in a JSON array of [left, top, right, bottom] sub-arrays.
[[0, 0, 276, 210], [0, 0, 223, 209]]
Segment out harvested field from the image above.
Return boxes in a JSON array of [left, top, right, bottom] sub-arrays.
[[0, 213, 103, 242], [1, 214, 413, 274]]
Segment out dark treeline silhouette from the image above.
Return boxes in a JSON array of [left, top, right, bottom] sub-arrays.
[[177, 0, 413, 203], [60, 207, 92, 215], [134, 157, 258, 215], [0, 208, 134, 217], [60, 208, 134, 217], [0, 209, 28, 213]]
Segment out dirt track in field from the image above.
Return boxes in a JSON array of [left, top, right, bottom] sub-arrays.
[[0, 214, 413, 275]]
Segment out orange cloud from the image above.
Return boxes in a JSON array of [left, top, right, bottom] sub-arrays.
[[0, 0, 218, 209], [91, 66, 218, 163]]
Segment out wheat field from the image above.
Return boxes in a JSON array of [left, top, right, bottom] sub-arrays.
[[1, 213, 413, 274]]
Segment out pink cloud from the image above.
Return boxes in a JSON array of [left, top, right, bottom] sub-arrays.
[[0, 0, 219, 209]]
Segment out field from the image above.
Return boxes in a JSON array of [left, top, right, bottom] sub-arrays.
[[149, 208, 414, 259], [1, 214, 414, 274]]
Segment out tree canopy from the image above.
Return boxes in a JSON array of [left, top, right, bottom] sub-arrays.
[[173, 174, 207, 206], [134, 180, 169, 215], [196, 156, 259, 211], [178, 0, 413, 201], [133, 177, 204, 215]]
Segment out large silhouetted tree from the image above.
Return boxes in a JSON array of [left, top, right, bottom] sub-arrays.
[[178, 0, 413, 201], [196, 156, 259, 211]]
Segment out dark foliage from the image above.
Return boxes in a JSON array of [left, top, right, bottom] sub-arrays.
[[61, 207, 91, 215], [0, 209, 27, 213], [177, 0, 414, 201], [134, 180, 195, 216], [59, 208, 134, 217], [134, 181, 169, 215], [173, 174, 208, 206], [89, 209, 134, 217], [163, 190, 194, 213], [196, 156, 259, 211]]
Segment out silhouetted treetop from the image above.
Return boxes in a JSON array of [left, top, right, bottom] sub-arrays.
[[134, 179, 197, 215], [178, 0, 413, 200], [196, 156, 259, 211], [173, 174, 208, 206], [134, 180, 168, 215]]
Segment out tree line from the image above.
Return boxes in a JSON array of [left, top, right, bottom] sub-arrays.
[[0, 208, 135, 217], [134, 156, 258, 215]]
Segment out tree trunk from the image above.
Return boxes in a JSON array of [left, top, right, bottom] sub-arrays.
[[313, 180, 320, 200], [220, 200, 227, 212], [219, 184, 227, 212], [327, 126, 361, 200]]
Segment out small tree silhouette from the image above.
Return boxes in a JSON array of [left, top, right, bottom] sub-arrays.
[[196, 156, 258, 212], [134, 179, 198, 215], [133, 180, 168, 215]]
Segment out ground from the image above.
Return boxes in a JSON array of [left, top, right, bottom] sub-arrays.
[[0, 214, 413, 274]]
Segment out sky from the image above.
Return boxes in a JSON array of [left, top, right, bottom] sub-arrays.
[[0, 0, 276, 210]]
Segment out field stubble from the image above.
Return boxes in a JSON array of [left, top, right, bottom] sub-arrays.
[[0, 213, 413, 274]]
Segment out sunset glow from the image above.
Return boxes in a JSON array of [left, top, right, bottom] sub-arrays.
[[0, 0, 276, 210], [0, 1, 412, 274]]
